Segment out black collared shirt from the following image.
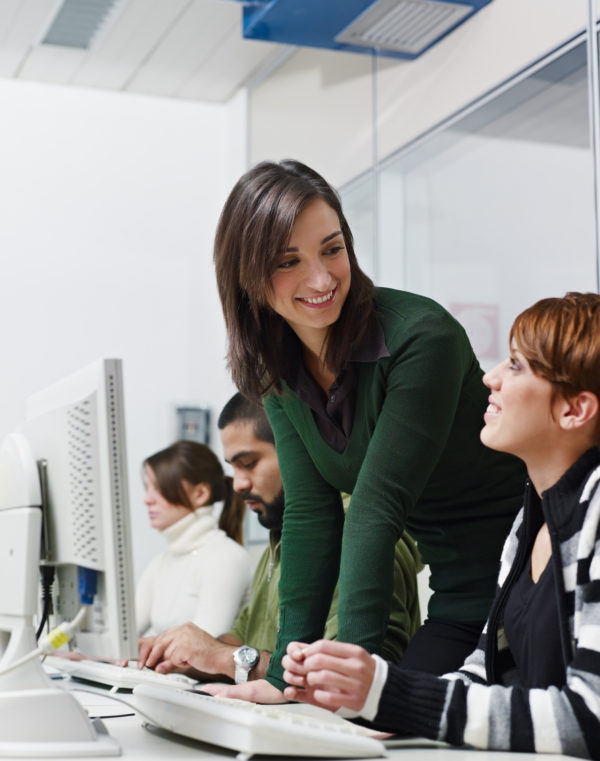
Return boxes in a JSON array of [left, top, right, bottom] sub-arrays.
[[282, 317, 390, 453]]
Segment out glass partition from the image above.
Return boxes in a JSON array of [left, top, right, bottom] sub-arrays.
[[340, 174, 377, 281], [342, 38, 596, 368]]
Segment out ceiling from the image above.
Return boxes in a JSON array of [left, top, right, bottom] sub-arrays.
[[0, 0, 293, 103]]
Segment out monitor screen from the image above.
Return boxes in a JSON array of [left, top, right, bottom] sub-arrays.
[[0, 358, 136, 755], [22, 357, 137, 661]]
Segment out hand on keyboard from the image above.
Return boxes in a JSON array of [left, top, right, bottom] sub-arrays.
[[138, 623, 249, 680], [201, 678, 287, 704]]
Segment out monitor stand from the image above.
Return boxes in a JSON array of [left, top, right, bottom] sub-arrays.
[[0, 434, 120, 757]]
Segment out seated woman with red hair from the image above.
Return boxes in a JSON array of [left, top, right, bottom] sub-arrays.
[[283, 292, 600, 760]]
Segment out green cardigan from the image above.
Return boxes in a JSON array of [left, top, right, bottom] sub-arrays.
[[264, 288, 525, 688]]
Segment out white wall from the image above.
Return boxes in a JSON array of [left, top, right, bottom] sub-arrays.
[[0, 79, 247, 582], [249, 0, 588, 187]]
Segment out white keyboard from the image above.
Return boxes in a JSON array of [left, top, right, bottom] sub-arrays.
[[131, 684, 387, 760], [44, 656, 199, 693]]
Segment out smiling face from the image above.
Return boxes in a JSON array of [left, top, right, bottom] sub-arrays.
[[267, 198, 351, 351], [143, 466, 193, 532], [480, 342, 559, 462]]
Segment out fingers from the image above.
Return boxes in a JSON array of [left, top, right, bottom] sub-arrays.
[[201, 679, 287, 704], [283, 640, 375, 714], [154, 658, 176, 674], [282, 650, 308, 687], [139, 623, 209, 673], [282, 684, 349, 712], [285, 641, 310, 662], [142, 632, 176, 669], [143, 641, 165, 669], [284, 641, 370, 678], [286, 639, 366, 663], [137, 636, 157, 669], [281, 665, 306, 687], [282, 684, 326, 706], [283, 661, 361, 695]]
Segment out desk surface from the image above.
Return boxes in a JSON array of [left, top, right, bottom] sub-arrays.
[[47, 714, 586, 761], [2, 685, 581, 761], [91, 715, 584, 761]]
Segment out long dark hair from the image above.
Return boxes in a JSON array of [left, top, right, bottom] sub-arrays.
[[214, 159, 376, 399], [144, 440, 245, 545]]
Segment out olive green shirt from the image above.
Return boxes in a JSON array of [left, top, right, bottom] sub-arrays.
[[229, 528, 422, 662]]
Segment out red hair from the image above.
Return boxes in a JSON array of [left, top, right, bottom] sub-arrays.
[[510, 292, 600, 441]]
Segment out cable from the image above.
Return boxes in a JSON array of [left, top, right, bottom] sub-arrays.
[[0, 607, 87, 677], [35, 564, 56, 640]]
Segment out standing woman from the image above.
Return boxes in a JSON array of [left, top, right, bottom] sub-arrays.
[[213, 160, 525, 696], [136, 440, 251, 638], [282, 292, 600, 760]]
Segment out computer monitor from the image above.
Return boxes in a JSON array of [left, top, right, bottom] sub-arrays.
[[0, 358, 137, 756]]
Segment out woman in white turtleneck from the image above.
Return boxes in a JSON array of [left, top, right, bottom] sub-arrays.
[[135, 440, 252, 638]]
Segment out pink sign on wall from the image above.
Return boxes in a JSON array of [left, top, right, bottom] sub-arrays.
[[449, 303, 500, 360]]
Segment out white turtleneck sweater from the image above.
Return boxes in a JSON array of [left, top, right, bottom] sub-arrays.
[[136, 508, 252, 638]]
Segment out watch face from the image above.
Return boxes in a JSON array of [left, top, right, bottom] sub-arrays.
[[236, 646, 259, 667]]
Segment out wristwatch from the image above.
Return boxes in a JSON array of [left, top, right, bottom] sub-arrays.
[[233, 645, 260, 684]]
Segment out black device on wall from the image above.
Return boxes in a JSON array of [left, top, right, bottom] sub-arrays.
[[176, 406, 210, 445]]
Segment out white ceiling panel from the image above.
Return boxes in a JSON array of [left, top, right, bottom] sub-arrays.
[[18, 42, 86, 84], [0, 0, 59, 76], [124, 0, 241, 98], [0, 0, 288, 103], [72, 0, 191, 90], [176, 23, 282, 102]]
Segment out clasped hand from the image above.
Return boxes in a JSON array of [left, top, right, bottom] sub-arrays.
[[282, 639, 375, 713]]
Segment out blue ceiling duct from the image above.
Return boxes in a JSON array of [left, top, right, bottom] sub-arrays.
[[233, 0, 493, 60]]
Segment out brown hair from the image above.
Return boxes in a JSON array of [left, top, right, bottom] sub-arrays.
[[510, 291, 600, 440], [214, 159, 376, 399], [144, 440, 245, 544]]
